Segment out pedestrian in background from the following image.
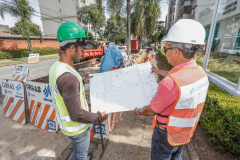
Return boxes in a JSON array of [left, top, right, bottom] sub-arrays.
[[133, 19, 209, 160], [49, 22, 108, 160]]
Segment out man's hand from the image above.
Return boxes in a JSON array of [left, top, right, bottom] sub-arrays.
[[133, 107, 140, 115], [101, 111, 108, 121], [84, 75, 93, 84], [151, 66, 159, 73]]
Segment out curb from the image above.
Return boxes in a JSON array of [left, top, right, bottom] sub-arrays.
[[186, 142, 199, 160]]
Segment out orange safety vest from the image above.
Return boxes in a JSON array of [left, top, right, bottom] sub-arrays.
[[152, 66, 209, 146]]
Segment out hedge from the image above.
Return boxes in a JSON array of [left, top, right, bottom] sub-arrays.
[[201, 82, 240, 154], [158, 49, 240, 154], [158, 49, 173, 70], [0, 47, 58, 60]]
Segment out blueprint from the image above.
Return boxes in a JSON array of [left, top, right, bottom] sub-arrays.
[[90, 62, 158, 113]]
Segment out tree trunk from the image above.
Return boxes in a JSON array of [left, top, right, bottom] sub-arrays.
[[94, 26, 97, 41], [27, 38, 33, 54], [138, 35, 142, 49], [127, 0, 131, 58], [144, 20, 147, 45]]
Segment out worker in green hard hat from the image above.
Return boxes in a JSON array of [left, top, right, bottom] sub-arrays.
[[49, 22, 108, 160]]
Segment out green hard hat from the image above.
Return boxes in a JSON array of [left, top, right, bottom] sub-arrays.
[[57, 22, 87, 41]]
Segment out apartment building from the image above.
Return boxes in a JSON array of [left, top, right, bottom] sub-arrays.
[[38, 0, 95, 37], [165, 0, 197, 30]]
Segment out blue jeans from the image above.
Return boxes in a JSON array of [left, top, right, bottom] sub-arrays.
[[68, 127, 90, 160], [151, 127, 184, 160]]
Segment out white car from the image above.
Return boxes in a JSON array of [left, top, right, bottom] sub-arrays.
[[219, 47, 240, 55], [117, 46, 127, 52], [117, 45, 128, 59]]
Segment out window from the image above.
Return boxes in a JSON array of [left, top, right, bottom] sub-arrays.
[[195, 0, 240, 97]]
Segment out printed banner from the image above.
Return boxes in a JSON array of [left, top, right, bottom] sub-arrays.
[[26, 81, 58, 132], [12, 66, 29, 82], [28, 53, 39, 64], [1, 79, 27, 124]]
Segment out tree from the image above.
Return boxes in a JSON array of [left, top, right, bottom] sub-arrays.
[[151, 32, 159, 43], [10, 20, 42, 36], [87, 32, 94, 40], [131, 0, 161, 49], [107, 0, 131, 56], [78, 0, 105, 40], [155, 21, 166, 41], [0, 0, 43, 53], [104, 16, 127, 44]]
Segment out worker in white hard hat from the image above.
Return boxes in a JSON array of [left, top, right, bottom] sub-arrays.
[[133, 19, 209, 160]]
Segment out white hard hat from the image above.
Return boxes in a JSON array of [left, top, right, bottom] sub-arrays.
[[163, 19, 205, 45]]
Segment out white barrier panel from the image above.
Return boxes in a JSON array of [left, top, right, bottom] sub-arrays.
[[1, 79, 27, 124], [12, 66, 29, 82], [26, 81, 58, 132], [28, 53, 39, 64]]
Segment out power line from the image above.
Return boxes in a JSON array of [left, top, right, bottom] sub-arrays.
[[0, 1, 64, 24], [27, 0, 70, 17]]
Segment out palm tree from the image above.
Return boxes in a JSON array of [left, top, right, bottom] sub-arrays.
[[131, 0, 161, 49], [0, 0, 43, 54]]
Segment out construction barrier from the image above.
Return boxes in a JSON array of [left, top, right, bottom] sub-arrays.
[[1, 79, 27, 124], [12, 66, 29, 82], [85, 90, 122, 139], [26, 81, 58, 132], [28, 53, 39, 64]]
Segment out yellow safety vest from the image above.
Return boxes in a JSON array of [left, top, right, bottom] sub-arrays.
[[49, 61, 90, 136]]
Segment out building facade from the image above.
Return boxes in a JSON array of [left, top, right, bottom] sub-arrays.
[[165, 0, 197, 30], [196, 0, 240, 52], [38, 0, 95, 37]]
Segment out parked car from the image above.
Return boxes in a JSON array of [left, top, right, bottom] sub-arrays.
[[218, 47, 240, 55], [117, 45, 128, 59], [117, 45, 127, 52]]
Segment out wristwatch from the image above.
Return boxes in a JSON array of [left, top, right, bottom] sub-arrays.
[[136, 109, 140, 115]]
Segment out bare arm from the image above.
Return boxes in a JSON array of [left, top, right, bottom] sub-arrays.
[[133, 105, 157, 116], [152, 66, 168, 77]]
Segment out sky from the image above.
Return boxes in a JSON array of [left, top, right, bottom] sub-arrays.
[[0, 0, 43, 31], [0, 0, 168, 33]]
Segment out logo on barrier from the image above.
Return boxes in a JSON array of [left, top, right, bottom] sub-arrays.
[[47, 119, 56, 131], [23, 67, 27, 72], [93, 123, 106, 134], [43, 85, 53, 102], [15, 95, 23, 99], [16, 84, 21, 92]]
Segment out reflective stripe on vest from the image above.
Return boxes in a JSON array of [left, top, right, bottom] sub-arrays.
[[167, 66, 209, 146], [49, 61, 89, 136]]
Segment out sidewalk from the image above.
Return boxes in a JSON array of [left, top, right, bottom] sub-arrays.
[[90, 111, 191, 160]]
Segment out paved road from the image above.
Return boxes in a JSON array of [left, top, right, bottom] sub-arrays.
[[0, 58, 59, 105]]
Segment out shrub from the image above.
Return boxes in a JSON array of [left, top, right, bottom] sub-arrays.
[[158, 49, 173, 70], [0, 47, 58, 60], [200, 82, 240, 154]]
